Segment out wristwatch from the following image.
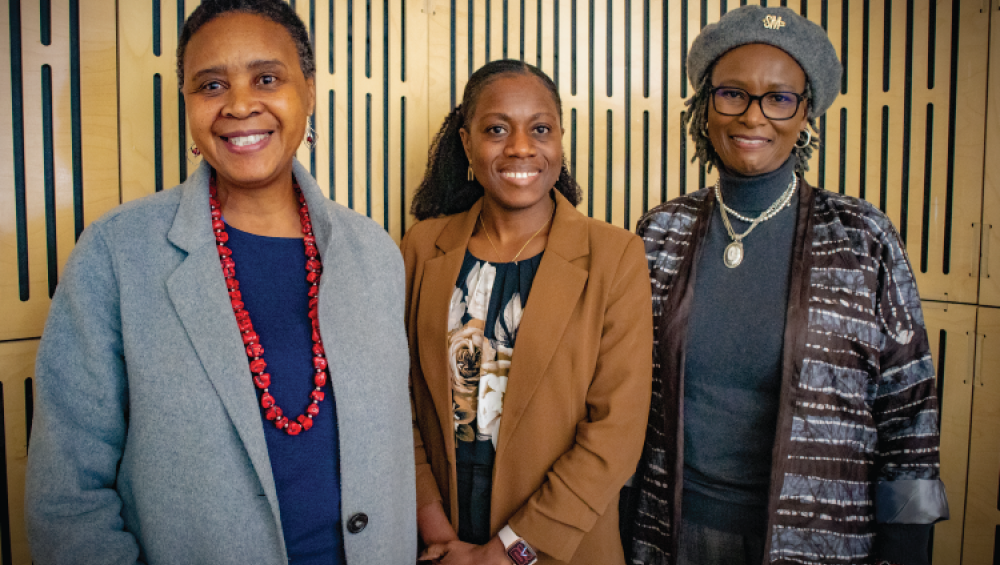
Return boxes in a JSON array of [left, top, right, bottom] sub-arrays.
[[498, 525, 539, 565]]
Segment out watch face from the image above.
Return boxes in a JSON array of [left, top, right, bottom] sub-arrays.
[[506, 540, 538, 565]]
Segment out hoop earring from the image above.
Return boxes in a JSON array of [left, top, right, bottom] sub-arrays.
[[304, 117, 317, 149], [190, 144, 201, 156], [795, 129, 812, 148], [700, 125, 710, 138], [467, 165, 475, 182]]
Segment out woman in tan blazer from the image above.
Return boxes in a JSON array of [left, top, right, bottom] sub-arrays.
[[403, 59, 653, 565]]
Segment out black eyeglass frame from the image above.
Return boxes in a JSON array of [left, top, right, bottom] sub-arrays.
[[709, 86, 807, 121]]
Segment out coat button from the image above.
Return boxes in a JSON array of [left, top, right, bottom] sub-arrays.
[[347, 512, 368, 534]]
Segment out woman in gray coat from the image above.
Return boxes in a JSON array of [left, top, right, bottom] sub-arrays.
[[24, 1, 415, 564]]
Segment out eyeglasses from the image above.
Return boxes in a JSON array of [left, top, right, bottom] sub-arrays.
[[709, 86, 806, 121]]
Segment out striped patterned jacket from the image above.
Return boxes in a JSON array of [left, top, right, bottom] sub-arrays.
[[630, 180, 949, 565]]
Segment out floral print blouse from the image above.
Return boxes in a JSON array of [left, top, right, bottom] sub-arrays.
[[447, 250, 542, 542]]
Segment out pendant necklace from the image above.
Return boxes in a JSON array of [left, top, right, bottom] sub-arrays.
[[714, 174, 798, 268], [479, 201, 555, 264]]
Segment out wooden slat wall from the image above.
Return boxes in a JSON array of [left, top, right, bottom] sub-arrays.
[[0, 0, 995, 563]]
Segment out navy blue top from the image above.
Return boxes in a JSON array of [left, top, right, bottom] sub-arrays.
[[682, 157, 798, 536], [226, 223, 345, 565]]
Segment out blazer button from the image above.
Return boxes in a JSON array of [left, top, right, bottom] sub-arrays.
[[347, 512, 368, 534]]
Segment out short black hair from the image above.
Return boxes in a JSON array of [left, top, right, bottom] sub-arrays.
[[176, 0, 315, 87], [410, 59, 581, 221]]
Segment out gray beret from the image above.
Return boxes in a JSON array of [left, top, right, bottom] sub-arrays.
[[687, 5, 842, 118]]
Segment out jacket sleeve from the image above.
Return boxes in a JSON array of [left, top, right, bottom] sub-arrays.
[[400, 230, 445, 510], [24, 224, 142, 565], [508, 236, 655, 561], [871, 220, 949, 525]]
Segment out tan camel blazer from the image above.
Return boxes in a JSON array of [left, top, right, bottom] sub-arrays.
[[402, 190, 653, 564]]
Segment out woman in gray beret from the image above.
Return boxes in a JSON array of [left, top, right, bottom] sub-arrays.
[[626, 6, 948, 565]]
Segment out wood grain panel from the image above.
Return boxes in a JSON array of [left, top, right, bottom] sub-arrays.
[[922, 300, 976, 565], [0, 0, 119, 342], [980, 0, 1000, 306], [963, 306, 1000, 565], [0, 339, 39, 565]]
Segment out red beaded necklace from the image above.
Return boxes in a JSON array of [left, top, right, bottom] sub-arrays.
[[209, 175, 328, 436]]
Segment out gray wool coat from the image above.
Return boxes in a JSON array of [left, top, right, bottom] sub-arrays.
[[25, 160, 416, 565]]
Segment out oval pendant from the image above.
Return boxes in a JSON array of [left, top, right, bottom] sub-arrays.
[[724, 241, 744, 268]]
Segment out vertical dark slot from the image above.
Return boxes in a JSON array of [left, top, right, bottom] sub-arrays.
[[606, 111, 613, 223], [310, 0, 316, 54], [942, 0, 960, 275], [43, 65, 58, 297], [536, 0, 542, 67], [821, 0, 828, 30], [153, 0, 161, 56], [154, 74, 164, 192], [936, 330, 946, 425], [920, 103, 934, 273], [838, 108, 847, 194], [900, 0, 914, 245], [698, 161, 705, 190], [41, 0, 51, 45], [643, 0, 649, 97], [571, 0, 577, 95], [741, 0, 747, 5], [348, 1, 355, 209], [927, 0, 936, 89], [328, 90, 336, 200], [336, 0, 340, 74], [400, 97, 407, 238], [607, 0, 613, 97], [366, 93, 372, 218], [660, 7, 668, 204], [818, 114, 827, 185], [71, 0, 84, 240], [399, 0, 405, 81], [680, 111, 687, 196], [571, 108, 578, 180], [503, 0, 509, 58], [879, 106, 889, 212], [840, 0, 849, 94], [680, 0, 688, 98], [643, 111, 650, 213], [11, 0, 28, 301], [486, 0, 491, 62], [588, 0, 595, 217], [291, 0, 296, 9], [383, 0, 390, 231], [553, 1, 559, 86], [24, 378, 33, 447], [700, 0, 707, 29], [882, 0, 892, 92], [624, 0, 631, 227], [0, 383, 10, 565], [721, 1, 728, 17], [859, 0, 869, 201], [799, 0, 806, 17], [179, 95, 188, 182], [469, 0, 475, 77], [994, 526, 1000, 565], [310, 108, 317, 176], [365, 0, 372, 78], [450, 0, 456, 108], [520, 0, 526, 61]]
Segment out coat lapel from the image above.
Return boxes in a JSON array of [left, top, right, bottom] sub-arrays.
[[493, 192, 589, 467], [164, 162, 282, 529], [417, 202, 482, 463]]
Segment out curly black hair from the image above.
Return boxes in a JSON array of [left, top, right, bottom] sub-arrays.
[[410, 59, 581, 221], [683, 72, 820, 177], [176, 0, 315, 88]]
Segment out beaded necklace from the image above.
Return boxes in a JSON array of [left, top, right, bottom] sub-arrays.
[[210, 175, 328, 436]]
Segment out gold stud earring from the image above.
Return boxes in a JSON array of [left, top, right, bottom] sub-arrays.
[[467, 165, 475, 182]]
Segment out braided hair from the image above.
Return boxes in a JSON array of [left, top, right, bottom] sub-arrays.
[[177, 0, 315, 87], [683, 73, 820, 177], [410, 59, 581, 221]]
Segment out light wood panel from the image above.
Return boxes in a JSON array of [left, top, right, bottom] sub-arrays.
[[963, 306, 1000, 565], [0, 0, 119, 341], [980, 0, 1000, 307], [922, 300, 977, 565], [0, 340, 38, 565]]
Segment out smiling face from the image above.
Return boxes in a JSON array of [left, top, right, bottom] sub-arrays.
[[707, 43, 808, 176], [182, 12, 315, 192], [459, 73, 564, 214]]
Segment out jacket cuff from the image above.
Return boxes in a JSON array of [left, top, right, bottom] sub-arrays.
[[875, 479, 949, 524]]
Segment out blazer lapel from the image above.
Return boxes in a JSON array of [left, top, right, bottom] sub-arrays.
[[417, 202, 483, 462], [164, 162, 281, 525], [494, 192, 589, 467]]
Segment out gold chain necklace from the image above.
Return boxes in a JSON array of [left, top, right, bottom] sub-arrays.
[[479, 203, 555, 264]]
